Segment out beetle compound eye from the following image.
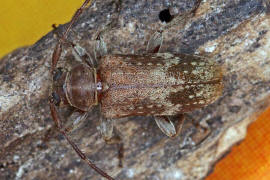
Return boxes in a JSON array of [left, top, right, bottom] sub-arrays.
[[51, 92, 61, 106], [53, 67, 63, 81], [159, 9, 173, 23]]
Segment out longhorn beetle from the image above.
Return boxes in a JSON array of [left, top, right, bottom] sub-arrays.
[[49, 0, 223, 179]]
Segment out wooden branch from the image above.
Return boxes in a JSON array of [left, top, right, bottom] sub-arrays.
[[1, 0, 270, 179]]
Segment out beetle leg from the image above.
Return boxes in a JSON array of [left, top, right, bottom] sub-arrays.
[[171, 114, 185, 138], [52, 24, 97, 68], [99, 117, 114, 141], [51, 0, 94, 72], [99, 117, 124, 167], [104, 129, 124, 168], [94, 0, 122, 58], [154, 115, 185, 138], [146, 30, 163, 53], [95, 35, 108, 60], [64, 111, 88, 133], [72, 44, 98, 68], [49, 98, 114, 180], [154, 116, 176, 137]]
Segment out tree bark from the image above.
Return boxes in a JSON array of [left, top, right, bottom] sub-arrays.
[[1, 0, 270, 179]]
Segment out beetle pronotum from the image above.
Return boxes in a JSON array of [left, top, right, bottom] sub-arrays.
[[49, 0, 223, 179]]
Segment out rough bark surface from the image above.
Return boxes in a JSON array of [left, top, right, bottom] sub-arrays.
[[1, 0, 270, 180]]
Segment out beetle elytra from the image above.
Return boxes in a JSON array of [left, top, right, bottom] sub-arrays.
[[49, 0, 223, 179]]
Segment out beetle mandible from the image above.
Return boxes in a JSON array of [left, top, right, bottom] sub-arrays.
[[49, 0, 223, 179]]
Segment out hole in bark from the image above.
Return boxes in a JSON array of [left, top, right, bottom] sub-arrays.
[[159, 9, 173, 23]]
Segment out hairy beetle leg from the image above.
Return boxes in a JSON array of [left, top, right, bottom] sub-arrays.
[[95, 35, 108, 60], [64, 111, 88, 133], [146, 30, 163, 53], [99, 117, 114, 141], [99, 117, 124, 167], [105, 132, 124, 168], [171, 114, 185, 138], [51, 0, 94, 72], [155, 116, 176, 137], [72, 44, 98, 68], [52, 24, 98, 68], [49, 99, 114, 180], [154, 115, 185, 138], [93, 0, 123, 59]]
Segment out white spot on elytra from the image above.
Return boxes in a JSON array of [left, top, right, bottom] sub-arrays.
[[196, 91, 204, 97], [192, 70, 198, 75], [189, 95, 194, 99], [183, 70, 189, 74], [147, 62, 153, 66], [199, 100, 205, 104], [191, 62, 197, 66], [199, 62, 205, 66], [147, 104, 154, 108], [156, 53, 174, 58], [137, 62, 142, 66]]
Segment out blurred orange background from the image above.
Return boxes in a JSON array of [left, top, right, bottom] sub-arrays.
[[1, 1, 270, 180], [206, 106, 270, 180]]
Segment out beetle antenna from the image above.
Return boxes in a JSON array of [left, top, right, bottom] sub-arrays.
[[49, 98, 115, 180], [51, 0, 94, 72], [62, 0, 94, 40]]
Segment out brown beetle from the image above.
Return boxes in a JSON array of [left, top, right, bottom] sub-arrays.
[[49, 0, 223, 179]]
